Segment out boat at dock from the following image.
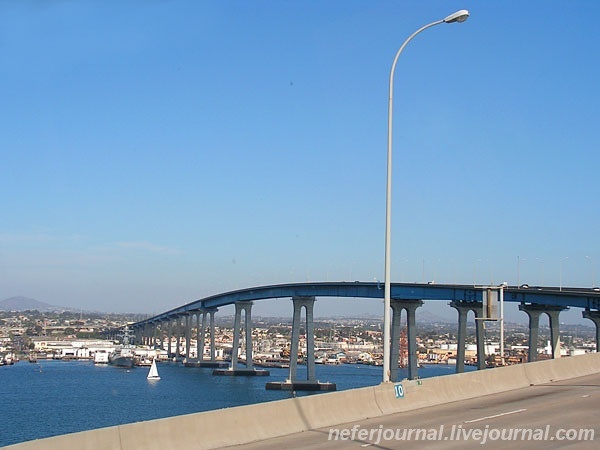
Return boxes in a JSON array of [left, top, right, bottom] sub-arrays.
[[93, 350, 110, 364], [108, 347, 135, 368], [254, 359, 290, 369], [1, 353, 16, 365], [136, 357, 153, 367], [108, 326, 135, 368]]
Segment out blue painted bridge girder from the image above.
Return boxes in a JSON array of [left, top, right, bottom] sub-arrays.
[[133, 282, 600, 327]]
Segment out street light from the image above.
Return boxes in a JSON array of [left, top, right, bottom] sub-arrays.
[[585, 255, 596, 288], [517, 256, 527, 286], [383, 9, 469, 383], [559, 256, 569, 291], [536, 257, 544, 285]]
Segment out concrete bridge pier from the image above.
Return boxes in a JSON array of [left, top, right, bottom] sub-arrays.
[[153, 322, 161, 348], [133, 326, 141, 345], [582, 309, 600, 351], [148, 323, 156, 347], [450, 301, 485, 373], [155, 322, 161, 347], [184, 313, 192, 360], [214, 302, 267, 376], [266, 296, 335, 391], [166, 319, 172, 357], [196, 310, 205, 360], [133, 325, 140, 345], [151, 323, 156, 346], [208, 308, 217, 361], [176, 318, 184, 357], [230, 302, 249, 368], [144, 323, 150, 346], [175, 316, 182, 360], [162, 321, 167, 355], [519, 304, 568, 361], [137, 325, 144, 345], [182, 312, 201, 364], [390, 300, 423, 381], [192, 308, 229, 368], [186, 308, 227, 368]]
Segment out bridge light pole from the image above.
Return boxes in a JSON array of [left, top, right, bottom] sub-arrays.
[[585, 255, 595, 288], [383, 9, 469, 383], [559, 256, 569, 291]]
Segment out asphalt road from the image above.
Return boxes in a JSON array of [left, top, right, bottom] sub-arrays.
[[224, 372, 600, 449]]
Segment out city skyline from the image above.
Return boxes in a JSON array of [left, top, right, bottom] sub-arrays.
[[2, 2, 599, 321]]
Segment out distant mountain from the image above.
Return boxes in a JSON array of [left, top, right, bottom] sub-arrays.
[[416, 309, 454, 324], [0, 296, 56, 312]]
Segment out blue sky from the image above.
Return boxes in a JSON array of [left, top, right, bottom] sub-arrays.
[[1, 1, 599, 324]]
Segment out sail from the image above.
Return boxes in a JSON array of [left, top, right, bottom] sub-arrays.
[[147, 359, 160, 380]]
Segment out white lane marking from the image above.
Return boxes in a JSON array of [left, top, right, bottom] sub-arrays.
[[464, 408, 527, 423]]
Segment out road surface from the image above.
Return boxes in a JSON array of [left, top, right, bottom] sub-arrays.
[[225, 371, 600, 449]]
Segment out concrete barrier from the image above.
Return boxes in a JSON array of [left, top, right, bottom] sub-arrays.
[[522, 352, 600, 385], [7, 353, 600, 450], [374, 361, 534, 415]]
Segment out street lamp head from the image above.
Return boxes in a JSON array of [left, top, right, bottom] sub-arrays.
[[382, 7, 470, 384], [443, 9, 470, 24]]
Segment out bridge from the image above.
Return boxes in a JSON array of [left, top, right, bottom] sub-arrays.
[[129, 281, 600, 389]]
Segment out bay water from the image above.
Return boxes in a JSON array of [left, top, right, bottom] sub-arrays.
[[0, 359, 471, 447]]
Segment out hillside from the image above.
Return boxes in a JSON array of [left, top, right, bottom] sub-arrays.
[[0, 296, 56, 312]]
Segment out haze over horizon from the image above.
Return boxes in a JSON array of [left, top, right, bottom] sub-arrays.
[[0, 292, 589, 327], [2, 1, 599, 324]]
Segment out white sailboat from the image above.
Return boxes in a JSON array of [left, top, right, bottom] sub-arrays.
[[147, 358, 160, 380]]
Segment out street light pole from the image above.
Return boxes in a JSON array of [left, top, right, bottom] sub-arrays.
[[383, 9, 469, 383], [559, 256, 569, 291], [517, 256, 527, 286], [585, 255, 595, 288]]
